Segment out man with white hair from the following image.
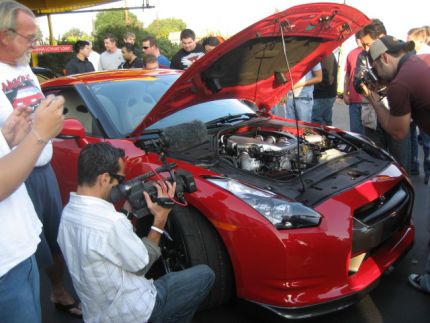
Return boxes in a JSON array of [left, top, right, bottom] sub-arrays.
[[0, 0, 82, 318]]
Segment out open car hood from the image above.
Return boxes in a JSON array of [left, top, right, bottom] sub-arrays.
[[131, 3, 370, 136]]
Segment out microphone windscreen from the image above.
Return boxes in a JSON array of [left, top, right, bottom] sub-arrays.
[[161, 120, 208, 152]]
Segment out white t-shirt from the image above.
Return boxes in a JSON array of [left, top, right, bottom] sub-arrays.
[[0, 62, 53, 166], [58, 193, 157, 323], [0, 131, 42, 277], [88, 50, 100, 71], [99, 48, 124, 71]]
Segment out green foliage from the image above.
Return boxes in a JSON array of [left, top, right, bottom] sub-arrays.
[[61, 28, 92, 44], [92, 10, 145, 53], [146, 18, 186, 39], [93, 24, 148, 53], [94, 10, 142, 30], [156, 38, 180, 61]]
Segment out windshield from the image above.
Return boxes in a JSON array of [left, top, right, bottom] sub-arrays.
[[89, 74, 179, 134], [147, 99, 257, 130], [88, 75, 257, 136]]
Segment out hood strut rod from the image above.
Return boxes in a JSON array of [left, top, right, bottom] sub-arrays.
[[278, 20, 306, 194]]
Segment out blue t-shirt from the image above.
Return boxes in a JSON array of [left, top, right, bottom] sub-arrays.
[[157, 54, 171, 68], [288, 63, 322, 99]]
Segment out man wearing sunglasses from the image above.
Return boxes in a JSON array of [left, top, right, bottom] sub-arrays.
[[142, 36, 171, 68], [58, 142, 215, 323]]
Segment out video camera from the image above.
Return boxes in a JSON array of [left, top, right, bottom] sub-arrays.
[[360, 66, 379, 88], [354, 66, 386, 97], [354, 66, 379, 93], [110, 160, 197, 218]]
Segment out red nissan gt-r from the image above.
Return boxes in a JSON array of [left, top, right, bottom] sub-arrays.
[[42, 3, 414, 319]]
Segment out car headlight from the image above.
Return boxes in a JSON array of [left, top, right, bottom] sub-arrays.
[[206, 177, 321, 229]]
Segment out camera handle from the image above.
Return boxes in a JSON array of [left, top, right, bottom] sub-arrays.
[[157, 152, 176, 182]]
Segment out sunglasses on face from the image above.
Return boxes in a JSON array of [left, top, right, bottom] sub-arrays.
[[109, 172, 125, 184]]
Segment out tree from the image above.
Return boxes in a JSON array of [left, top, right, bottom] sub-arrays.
[[61, 28, 91, 43], [93, 10, 145, 52], [146, 18, 186, 40], [94, 10, 142, 31], [156, 38, 180, 61]]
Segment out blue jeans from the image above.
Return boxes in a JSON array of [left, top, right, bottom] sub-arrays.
[[0, 255, 41, 323], [312, 97, 336, 126], [411, 122, 430, 176], [365, 124, 411, 173], [149, 264, 215, 323], [25, 164, 63, 266], [286, 97, 313, 122], [271, 102, 286, 118], [411, 122, 419, 173], [349, 103, 363, 134], [423, 131, 430, 176]]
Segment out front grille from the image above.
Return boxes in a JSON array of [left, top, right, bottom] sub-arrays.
[[354, 183, 410, 225], [352, 182, 412, 255]]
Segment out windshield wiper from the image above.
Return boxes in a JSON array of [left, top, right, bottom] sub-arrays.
[[206, 113, 257, 128]]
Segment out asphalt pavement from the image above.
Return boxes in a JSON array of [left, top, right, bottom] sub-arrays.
[[41, 99, 430, 323]]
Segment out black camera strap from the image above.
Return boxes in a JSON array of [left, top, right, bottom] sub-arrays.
[[154, 197, 175, 208], [119, 208, 135, 220]]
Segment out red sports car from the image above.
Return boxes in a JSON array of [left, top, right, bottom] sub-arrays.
[[43, 3, 414, 319]]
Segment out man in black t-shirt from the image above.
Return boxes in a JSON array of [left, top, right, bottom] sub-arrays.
[[64, 40, 95, 75], [118, 44, 143, 69], [311, 52, 338, 125], [170, 29, 204, 70]]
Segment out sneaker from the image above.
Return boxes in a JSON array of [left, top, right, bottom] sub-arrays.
[[408, 274, 430, 294], [425, 175, 429, 185]]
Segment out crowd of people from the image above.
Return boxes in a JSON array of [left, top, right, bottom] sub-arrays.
[[63, 28, 223, 76], [1, 0, 430, 322]]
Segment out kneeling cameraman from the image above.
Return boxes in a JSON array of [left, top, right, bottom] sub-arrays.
[[362, 35, 430, 294], [57, 142, 214, 322]]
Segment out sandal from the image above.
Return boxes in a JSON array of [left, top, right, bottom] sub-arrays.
[[54, 300, 83, 318]]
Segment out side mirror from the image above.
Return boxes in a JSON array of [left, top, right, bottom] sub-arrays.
[[58, 118, 85, 139]]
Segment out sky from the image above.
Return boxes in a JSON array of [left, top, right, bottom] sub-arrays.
[[36, 0, 430, 43]]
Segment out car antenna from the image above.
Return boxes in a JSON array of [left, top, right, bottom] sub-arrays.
[[278, 19, 306, 194]]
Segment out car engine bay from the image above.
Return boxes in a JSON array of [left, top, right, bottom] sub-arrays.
[[218, 127, 358, 180]]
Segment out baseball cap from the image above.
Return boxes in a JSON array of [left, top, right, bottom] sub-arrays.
[[369, 35, 415, 62]]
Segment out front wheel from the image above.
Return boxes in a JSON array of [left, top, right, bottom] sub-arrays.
[[160, 206, 235, 309]]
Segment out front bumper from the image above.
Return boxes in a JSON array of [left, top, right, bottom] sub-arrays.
[[243, 278, 377, 320], [240, 224, 414, 320]]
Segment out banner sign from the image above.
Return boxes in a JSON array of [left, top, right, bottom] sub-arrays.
[[33, 45, 73, 53]]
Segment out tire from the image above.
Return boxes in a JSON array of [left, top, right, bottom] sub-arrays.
[[161, 205, 235, 309]]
